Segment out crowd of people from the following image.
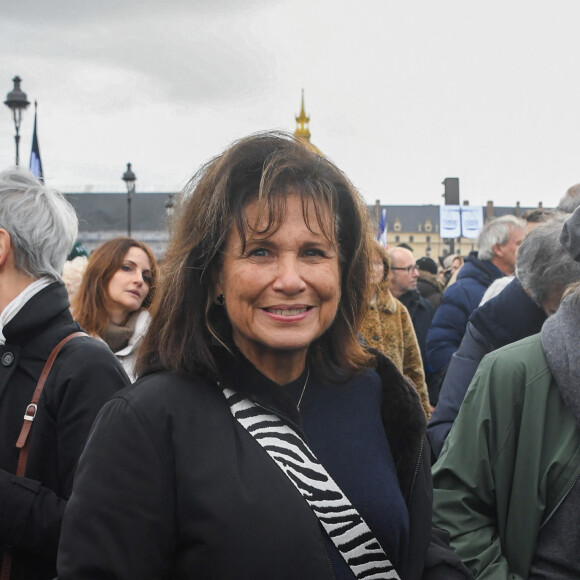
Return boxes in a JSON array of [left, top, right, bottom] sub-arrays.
[[1, 131, 579, 579]]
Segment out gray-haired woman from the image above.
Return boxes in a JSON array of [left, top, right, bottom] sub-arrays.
[[0, 167, 129, 580]]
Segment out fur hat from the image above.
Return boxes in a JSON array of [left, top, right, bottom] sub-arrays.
[[560, 206, 580, 262]]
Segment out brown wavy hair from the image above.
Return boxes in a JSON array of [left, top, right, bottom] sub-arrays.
[[137, 131, 374, 381], [71, 237, 158, 336], [372, 240, 391, 283]]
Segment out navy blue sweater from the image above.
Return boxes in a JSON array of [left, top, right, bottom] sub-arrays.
[[286, 367, 409, 578]]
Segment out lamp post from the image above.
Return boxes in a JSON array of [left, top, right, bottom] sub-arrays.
[[4, 76, 30, 166], [122, 163, 136, 237], [165, 193, 175, 217]]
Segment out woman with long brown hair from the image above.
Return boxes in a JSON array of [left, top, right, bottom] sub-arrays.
[[360, 241, 431, 417], [71, 236, 157, 381], [58, 133, 470, 580]]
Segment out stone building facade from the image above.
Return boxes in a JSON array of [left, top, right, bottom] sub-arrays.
[[370, 201, 538, 260], [64, 192, 539, 262]]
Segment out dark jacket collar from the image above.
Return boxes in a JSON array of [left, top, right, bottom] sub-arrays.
[[398, 289, 423, 308], [372, 349, 426, 498], [213, 346, 302, 426], [3, 282, 72, 344], [469, 277, 546, 348], [398, 290, 432, 319], [459, 251, 505, 286]]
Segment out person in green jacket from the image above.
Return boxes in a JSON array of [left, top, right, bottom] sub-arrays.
[[432, 206, 580, 579]]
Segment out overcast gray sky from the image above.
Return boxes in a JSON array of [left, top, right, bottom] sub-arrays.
[[1, 0, 579, 208]]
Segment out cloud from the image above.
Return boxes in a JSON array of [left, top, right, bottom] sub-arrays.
[[3, 0, 580, 207], [1, 1, 281, 109], [2, 0, 280, 25]]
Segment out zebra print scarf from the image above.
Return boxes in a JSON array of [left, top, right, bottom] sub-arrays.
[[222, 386, 401, 580]]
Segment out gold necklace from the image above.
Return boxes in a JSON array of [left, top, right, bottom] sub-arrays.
[[297, 365, 310, 409]]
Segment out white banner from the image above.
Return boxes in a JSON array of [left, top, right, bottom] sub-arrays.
[[440, 205, 483, 239], [460, 206, 484, 239], [439, 205, 461, 238]]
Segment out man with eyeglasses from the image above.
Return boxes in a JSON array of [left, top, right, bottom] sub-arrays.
[[388, 247, 435, 407], [388, 248, 420, 297]]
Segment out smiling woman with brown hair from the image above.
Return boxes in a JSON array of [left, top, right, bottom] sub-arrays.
[[57, 132, 470, 580]]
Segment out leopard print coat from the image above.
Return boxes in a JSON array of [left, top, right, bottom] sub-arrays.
[[360, 283, 431, 418]]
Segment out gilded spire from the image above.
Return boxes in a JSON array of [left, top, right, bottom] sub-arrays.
[[294, 89, 311, 141]]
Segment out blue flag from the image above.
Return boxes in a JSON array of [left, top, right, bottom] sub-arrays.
[[377, 208, 387, 247], [29, 101, 44, 183]]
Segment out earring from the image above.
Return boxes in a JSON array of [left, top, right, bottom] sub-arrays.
[[216, 293, 225, 306]]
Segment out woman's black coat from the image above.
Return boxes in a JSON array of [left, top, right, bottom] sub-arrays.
[[58, 348, 470, 579], [0, 282, 130, 580]]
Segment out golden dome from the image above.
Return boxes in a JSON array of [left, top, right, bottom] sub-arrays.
[[293, 90, 323, 155]]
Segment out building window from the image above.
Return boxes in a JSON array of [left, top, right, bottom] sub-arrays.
[[395, 235, 400, 242], [426, 236, 431, 242], [425, 220, 432, 232], [409, 236, 414, 242]]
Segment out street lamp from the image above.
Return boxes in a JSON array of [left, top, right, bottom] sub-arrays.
[[4, 76, 30, 166], [122, 163, 136, 237], [165, 193, 175, 217]]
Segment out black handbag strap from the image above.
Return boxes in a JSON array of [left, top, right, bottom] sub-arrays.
[[1, 331, 87, 580]]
